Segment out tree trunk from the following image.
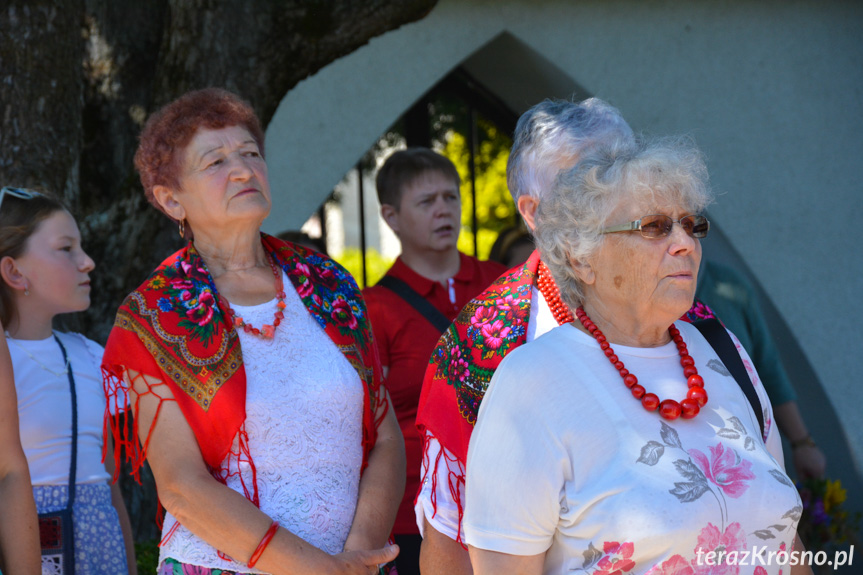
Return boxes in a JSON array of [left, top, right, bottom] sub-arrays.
[[0, 1, 86, 197], [1, 0, 437, 542]]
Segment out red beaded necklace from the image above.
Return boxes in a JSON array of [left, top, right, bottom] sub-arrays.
[[221, 254, 287, 339], [575, 306, 708, 420], [536, 261, 574, 325]]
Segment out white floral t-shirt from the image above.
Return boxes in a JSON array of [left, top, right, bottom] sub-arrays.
[[465, 321, 801, 575]]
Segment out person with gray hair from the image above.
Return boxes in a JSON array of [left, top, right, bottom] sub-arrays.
[[506, 97, 635, 228], [414, 97, 644, 574], [463, 137, 810, 575]]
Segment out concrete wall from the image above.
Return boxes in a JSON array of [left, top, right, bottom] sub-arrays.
[[265, 0, 863, 481]]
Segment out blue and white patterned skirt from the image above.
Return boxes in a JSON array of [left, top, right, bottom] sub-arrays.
[[34, 483, 128, 575]]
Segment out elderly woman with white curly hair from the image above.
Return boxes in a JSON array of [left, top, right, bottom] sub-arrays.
[[462, 137, 812, 575]]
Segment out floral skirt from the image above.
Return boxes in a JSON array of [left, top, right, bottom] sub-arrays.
[[160, 557, 398, 574], [160, 557, 249, 574], [34, 483, 128, 575]]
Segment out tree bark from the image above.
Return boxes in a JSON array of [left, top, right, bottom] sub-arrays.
[[0, 1, 86, 197], [1, 0, 437, 542], [1, 0, 437, 339]]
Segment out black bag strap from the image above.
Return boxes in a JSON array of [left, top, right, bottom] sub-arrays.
[[692, 318, 764, 438], [377, 276, 451, 334], [54, 333, 78, 510]]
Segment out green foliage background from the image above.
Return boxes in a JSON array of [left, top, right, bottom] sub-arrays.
[[443, 120, 516, 260], [338, 246, 395, 288]]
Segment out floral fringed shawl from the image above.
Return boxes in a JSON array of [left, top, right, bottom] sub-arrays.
[[415, 249, 716, 543], [102, 234, 386, 519]]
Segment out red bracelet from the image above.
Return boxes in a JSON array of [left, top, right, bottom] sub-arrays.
[[248, 520, 280, 568]]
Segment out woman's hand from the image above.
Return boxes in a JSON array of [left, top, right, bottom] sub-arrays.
[[773, 402, 826, 480], [332, 544, 399, 575], [792, 443, 827, 481]]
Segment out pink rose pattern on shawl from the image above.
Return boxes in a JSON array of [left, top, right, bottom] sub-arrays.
[[447, 345, 471, 383], [330, 297, 359, 330], [429, 261, 534, 425], [289, 261, 315, 298], [495, 294, 528, 325], [312, 264, 338, 290], [470, 305, 497, 330], [480, 319, 511, 350], [688, 443, 756, 498]]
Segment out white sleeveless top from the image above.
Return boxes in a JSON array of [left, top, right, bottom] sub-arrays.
[[159, 272, 365, 571], [10, 331, 111, 486]]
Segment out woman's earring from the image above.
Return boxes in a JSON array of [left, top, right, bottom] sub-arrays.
[[178, 219, 185, 239], [24, 282, 29, 296]]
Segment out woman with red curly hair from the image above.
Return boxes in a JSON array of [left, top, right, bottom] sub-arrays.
[[103, 88, 404, 574]]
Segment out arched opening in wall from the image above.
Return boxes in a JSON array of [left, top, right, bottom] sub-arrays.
[[277, 30, 590, 288], [294, 67, 521, 288]]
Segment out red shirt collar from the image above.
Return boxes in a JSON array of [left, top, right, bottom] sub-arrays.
[[388, 252, 476, 297]]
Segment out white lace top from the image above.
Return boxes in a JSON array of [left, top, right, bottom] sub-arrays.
[[159, 271, 365, 571]]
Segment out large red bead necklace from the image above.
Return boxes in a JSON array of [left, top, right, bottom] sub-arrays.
[[222, 254, 287, 339], [536, 261, 574, 325], [575, 306, 708, 420]]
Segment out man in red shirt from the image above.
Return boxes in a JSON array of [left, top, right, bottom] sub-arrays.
[[363, 148, 505, 575]]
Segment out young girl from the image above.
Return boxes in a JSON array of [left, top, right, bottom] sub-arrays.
[[0, 186, 136, 574]]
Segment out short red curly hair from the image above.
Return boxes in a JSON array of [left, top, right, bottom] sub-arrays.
[[134, 88, 265, 217]]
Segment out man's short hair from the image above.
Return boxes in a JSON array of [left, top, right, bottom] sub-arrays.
[[375, 148, 461, 208]]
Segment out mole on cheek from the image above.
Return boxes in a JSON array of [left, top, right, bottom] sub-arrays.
[[614, 276, 624, 289]]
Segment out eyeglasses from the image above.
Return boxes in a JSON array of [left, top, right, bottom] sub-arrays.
[[0, 187, 41, 212], [601, 214, 710, 239]]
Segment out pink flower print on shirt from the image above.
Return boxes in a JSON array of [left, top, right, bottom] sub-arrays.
[[688, 444, 755, 498], [645, 555, 695, 575], [775, 542, 787, 575], [594, 541, 637, 575], [692, 522, 746, 575], [742, 357, 759, 386]]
